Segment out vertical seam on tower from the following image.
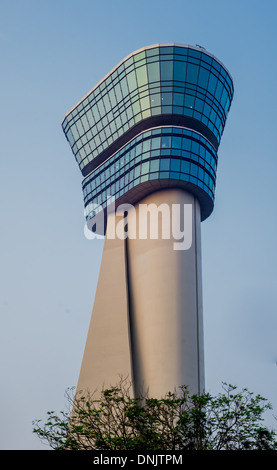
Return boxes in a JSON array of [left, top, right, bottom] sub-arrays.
[[123, 220, 136, 395], [194, 197, 200, 395]]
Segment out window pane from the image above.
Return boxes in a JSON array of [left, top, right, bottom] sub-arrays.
[[215, 80, 223, 101], [161, 135, 171, 148], [186, 63, 199, 84], [171, 159, 180, 171], [160, 159, 170, 170], [160, 61, 173, 81], [174, 61, 186, 82], [102, 94, 111, 113], [146, 47, 159, 58], [181, 160, 190, 173], [136, 65, 148, 87], [191, 140, 199, 155], [132, 100, 141, 115], [150, 92, 161, 107], [173, 92, 184, 106], [184, 94, 195, 109], [194, 97, 204, 113], [172, 136, 182, 149], [190, 163, 198, 176], [127, 70, 137, 92], [120, 77, 129, 97], [108, 89, 116, 108], [134, 51, 146, 62], [198, 67, 209, 89], [207, 73, 217, 95], [150, 159, 159, 172], [182, 138, 191, 151], [142, 139, 151, 152], [76, 120, 84, 136], [161, 92, 172, 106], [134, 166, 141, 178], [140, 95, 150, 111], [147, 61, 160, 83], [71, 124, 79, 141], [151, 136, 161, 150], [141, 161, 150, 175]]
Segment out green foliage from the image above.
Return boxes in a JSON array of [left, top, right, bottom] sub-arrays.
[[32, 379, 277, 450]]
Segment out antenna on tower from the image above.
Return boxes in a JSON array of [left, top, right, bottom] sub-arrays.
[[195, 44, 206, 50]]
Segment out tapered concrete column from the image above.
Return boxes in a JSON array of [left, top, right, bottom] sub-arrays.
[[76, 188, 204, 398], [126, 189, 204, 397]]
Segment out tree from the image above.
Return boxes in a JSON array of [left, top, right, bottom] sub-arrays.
[[32, 378, 277, 450]]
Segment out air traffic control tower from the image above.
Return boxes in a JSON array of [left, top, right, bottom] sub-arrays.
[[62, 44, 233, 397]]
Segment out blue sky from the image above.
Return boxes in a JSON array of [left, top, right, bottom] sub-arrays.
[[1, 0, 277, 449]]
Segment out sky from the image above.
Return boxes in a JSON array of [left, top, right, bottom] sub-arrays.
[[0, 0, 277, 449]]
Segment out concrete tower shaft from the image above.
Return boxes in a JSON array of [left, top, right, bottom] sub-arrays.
[[76, 189, 204, 397]]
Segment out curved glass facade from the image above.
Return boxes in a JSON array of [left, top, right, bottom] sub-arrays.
[[83, 126, 217, 222], [62, 43, 233, 226]]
